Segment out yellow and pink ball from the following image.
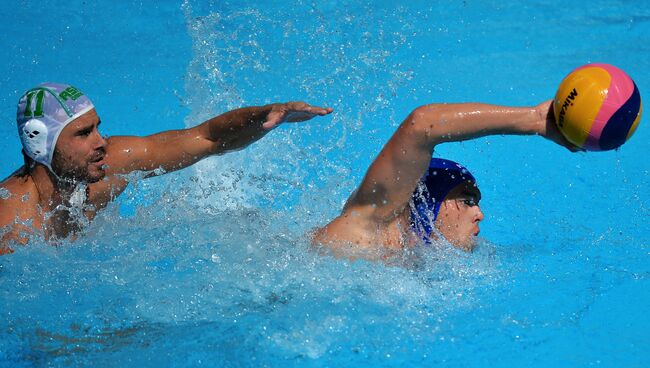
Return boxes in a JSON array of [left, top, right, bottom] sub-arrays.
[[553, 63, 642, 151]]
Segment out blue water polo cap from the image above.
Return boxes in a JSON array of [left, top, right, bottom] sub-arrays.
[[410, 158, 477, 241]]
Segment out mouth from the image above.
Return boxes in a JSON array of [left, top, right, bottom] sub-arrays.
[[89, 154, 106, 168]]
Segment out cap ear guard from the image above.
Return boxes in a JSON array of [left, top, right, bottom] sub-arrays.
[[21, 118, 49, 162]]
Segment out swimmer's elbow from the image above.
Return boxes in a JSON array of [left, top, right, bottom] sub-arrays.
[[408, 104, 448, 126], [403, 104, 446, 144], [408, 105, 430, 122]]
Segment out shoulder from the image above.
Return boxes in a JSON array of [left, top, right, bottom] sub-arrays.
[[103, 135, 161, 174], [312, 207, 384, 248], [100, 136, 146, 175], [1, 174, 39, 209], [0, 174, 39, 247], [104, 135, 144, 159], [105, 135, 143, 149], [0, 174, 36, 219]]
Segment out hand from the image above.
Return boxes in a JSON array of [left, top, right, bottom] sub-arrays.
[[262, 102, 333, 130], [535, 100, 583, 152]]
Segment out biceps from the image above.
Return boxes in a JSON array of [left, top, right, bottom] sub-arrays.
[[108, 130, 215, 174], [145, 131, 214, 171]]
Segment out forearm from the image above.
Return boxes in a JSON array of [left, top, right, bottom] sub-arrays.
[[203, 104, 274, 154], [409, 103, 543, 148]]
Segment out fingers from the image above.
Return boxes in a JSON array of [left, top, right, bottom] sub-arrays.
[[306, 105, 334, 115], [285, 102, 333, 119], [551, 128, 584, 152], [538, 103, 582, 153], [550, 126, 583, 152], [565, 141, 585, 153], [317, 106, 334, 115], [263, 102, 333, 130], [557, 131, 584, 152]]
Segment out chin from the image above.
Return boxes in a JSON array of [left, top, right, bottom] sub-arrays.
[[87, 172, 106, 183], [451, 236, 477, 252], [83, 167, 106, 183], [464, 239, 478, 252]]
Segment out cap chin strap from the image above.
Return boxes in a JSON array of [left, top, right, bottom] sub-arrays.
[[25, 147, 90, 195], [48, 167, 89, 215], [29, 159, 89, 220], [43, 160, 87, 189]]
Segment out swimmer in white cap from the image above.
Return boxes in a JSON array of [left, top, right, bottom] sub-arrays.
[[313, 101, 577, 259], [0, 82, 332, 252]]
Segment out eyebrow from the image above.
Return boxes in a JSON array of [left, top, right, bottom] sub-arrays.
[[73, 120, 98, 135], [78, 119, 101, 130]]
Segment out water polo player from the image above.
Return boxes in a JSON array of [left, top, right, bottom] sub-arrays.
[[0, 82, 332, 250], [313, 101, 577, 255]]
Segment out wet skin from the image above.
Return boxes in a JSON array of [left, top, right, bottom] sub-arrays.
[[313, 100, 575, 258], [0, 103, 333, 250]]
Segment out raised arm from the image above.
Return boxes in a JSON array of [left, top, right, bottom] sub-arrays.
[[84, 102, 331, 208], [106, 102, 333, 176], [342, 100, 573, 222]]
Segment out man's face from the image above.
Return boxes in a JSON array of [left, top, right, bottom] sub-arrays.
[[51, 109, 107, 183], [434, 181, 484, 251]]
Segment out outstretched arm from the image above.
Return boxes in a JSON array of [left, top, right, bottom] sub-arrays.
[[85, 102, 331, 208], [342, 100, 575, 222], [105, 102, 333, 176]]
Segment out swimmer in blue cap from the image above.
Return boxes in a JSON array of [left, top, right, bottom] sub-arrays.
[[410, 157, 480, 250], [0, 82, 332, 251], [313, 101, 576, 256]]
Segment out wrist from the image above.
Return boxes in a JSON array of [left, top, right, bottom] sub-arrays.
[[530, 100, 554, 136], [525, 107, 545, 135]]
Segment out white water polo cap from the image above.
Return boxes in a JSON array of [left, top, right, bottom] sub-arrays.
[[17, 82, 94, 169]]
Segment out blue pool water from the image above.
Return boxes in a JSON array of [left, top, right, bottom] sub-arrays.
[[1, 1, 649, 366]]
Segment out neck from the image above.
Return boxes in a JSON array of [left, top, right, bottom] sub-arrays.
[[29, 164, 84, 209], [28, 164, 90, 240], [393, 209, 419, 248], [404, 206, 441, 245]]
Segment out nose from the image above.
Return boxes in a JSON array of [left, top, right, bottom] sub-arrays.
[[474, 206, 485, 222], [93, 129, 107, 150]]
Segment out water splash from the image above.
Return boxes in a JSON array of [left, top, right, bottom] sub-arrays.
[[178, 0, 419, 220], [3, 1, 648, 366]]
